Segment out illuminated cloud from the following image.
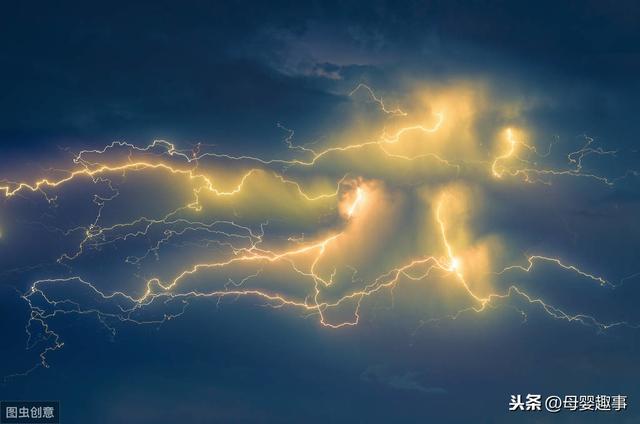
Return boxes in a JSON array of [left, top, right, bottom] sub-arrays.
[[1, 81, 638, 377]]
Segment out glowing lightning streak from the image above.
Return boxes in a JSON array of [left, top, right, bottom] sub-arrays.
[[1, 83, 638, 378], [347, 187, 364, 218], [491, 127, 625, 185], [492, 128, 517, 179], [498, 255, 612, 287], [349, 83, 408, 116]]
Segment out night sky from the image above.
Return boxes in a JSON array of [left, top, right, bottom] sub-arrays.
[[1, 1, 640, 423]]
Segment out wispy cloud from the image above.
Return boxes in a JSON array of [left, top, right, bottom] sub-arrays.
[[361, 365, 447, 395]]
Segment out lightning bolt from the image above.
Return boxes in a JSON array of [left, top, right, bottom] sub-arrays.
[[1, 83, 638, 378]]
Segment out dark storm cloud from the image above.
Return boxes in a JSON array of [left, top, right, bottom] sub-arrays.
[[2, 2, 640, 424], [2, 0, 640, 155], [1, 1, 343, 153], [361, 364, 447, 395]]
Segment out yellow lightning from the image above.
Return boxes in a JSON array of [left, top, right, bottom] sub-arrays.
[[347, 187, 365, 218], [1, 82, 636, 376]]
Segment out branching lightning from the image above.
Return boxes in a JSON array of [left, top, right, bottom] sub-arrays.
[[1, 83, 638, 377]]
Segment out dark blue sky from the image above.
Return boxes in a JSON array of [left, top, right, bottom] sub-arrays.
[[1, 1, 640, 423]]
